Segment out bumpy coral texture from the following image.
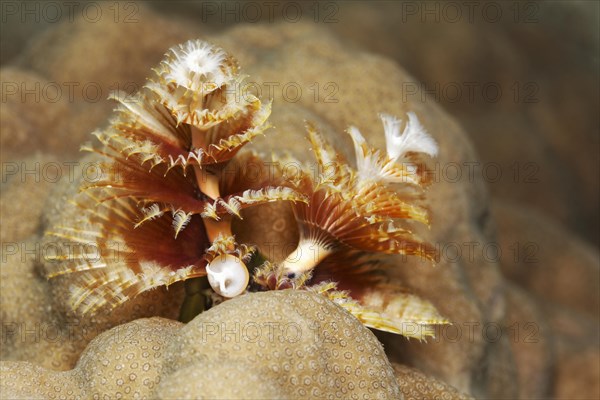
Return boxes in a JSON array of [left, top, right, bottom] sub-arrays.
[[1, 291, 404, 399], [393, 364, 472, 400], [1, 4, 597, 400]]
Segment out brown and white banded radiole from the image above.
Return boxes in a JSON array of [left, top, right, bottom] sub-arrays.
[[45, 39, 448, 339]]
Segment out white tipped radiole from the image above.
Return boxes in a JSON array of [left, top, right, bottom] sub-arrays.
[[381, 112, 438, 160], [206, 254, 249, 298], [347, 112, 439, 187]]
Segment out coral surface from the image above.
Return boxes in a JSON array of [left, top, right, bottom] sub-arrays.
[[0, 291, 406, 399]]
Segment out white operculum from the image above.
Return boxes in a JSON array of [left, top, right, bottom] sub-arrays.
[[206, 254, 249, 297]]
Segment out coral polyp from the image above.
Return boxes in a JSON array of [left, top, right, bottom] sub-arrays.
[[45, 39, 448, 339]]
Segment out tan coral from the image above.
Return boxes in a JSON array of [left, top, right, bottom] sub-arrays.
[[393, 364, 474, 400], [1, 291, 403, 399]]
